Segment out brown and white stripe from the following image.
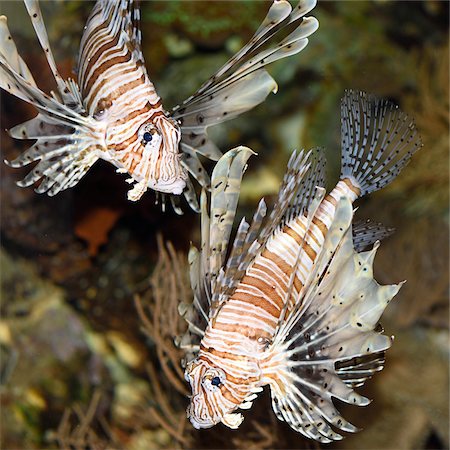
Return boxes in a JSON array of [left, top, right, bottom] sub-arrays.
[[184, 91, 422, 436], [77, 0, 186, 197], [189, 176, 361, 421]]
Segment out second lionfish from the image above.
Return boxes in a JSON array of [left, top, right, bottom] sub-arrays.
[[0, 0, 318, 211], [179, 91, 422, 442]]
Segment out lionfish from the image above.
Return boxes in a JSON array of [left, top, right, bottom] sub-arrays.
[[0, 0, 318, 211], [178, 90, 422, 442]]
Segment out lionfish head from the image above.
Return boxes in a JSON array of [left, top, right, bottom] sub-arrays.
[[135, 114, 187, 196], [185, 359, 253, 430], [105, 110, 187, 200]]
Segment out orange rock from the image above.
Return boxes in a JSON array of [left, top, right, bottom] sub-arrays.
[[74, 207, 122, 256]]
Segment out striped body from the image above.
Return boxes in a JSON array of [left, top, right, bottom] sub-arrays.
[[1, 0, 186, 200], [187, 179, 360, 425], [78, 1, 186, 198]]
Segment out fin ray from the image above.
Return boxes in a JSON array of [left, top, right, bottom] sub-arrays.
[[172, 0, 318, 188], [340, 90, 422, 195], [23, 0, 83, 109], [263, 197, 402, 441], [352, 219, 395, 252]]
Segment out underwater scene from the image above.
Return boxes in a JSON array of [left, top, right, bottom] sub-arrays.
[[0, 1, 449, 449]]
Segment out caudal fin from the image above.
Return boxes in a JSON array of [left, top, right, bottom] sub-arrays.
[[340, 90, 422, 196]]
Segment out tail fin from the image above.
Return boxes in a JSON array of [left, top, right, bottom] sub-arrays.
[[340, 90, 422, 196], [1, 9, 101, 195]]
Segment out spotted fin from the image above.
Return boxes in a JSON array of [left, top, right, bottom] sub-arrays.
[[283, 147, 326, 224], [0, 15, 36, 87], [5, 117, 101, 195], [23, 0, 83, 109], [341, 90, 422, 196], [352, 219, 395, 252], [203, 147, 257, 317], [172, 0, 318, 187], [1, 13, 102, 195], [178, 147, 254, 360], [262, 197, 403, 443], [176, 241, 208, 364], [253, 149, 320, 248], [179, 141, 212, 190]]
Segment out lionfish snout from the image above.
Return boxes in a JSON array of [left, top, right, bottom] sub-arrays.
[[145, 115, 187, 195], [114, 115, 187, 200], [186, 395, 216, 429]]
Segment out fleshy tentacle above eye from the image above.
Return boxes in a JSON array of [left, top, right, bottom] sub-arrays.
[[171, 0, 319, 209]]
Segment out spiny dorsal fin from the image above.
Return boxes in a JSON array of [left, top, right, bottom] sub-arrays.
[[0, 15, 36, 87], [257, 150, 313, 246], [214, 199, 267, 303], [186, 147, 255, 323], [284, 147, 327, 223], [212, 149, 327, 325], [23, 0, 83, 109], [207, 147, 256, 317]]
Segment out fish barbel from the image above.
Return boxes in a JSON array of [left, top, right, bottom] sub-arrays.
[[179, 90, 422, 442], [0, 0, 319, 212]]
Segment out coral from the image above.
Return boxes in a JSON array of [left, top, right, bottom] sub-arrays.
[[54, 391, 115, 450], [135, 235, 193, 447]]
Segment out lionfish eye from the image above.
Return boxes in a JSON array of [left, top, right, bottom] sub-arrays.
[[211, 376, 221, 387], [140, 124, 159, 145]]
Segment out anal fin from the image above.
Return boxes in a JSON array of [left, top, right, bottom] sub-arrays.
[[352, 219, 395, 252]]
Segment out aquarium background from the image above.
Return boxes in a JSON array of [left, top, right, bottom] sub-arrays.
[[0, 1, 448, 449]]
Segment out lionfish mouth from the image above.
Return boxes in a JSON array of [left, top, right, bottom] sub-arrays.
[[149, 178, 186, 195], [186, 405, 213, 430], [186, 402, 244, 430]]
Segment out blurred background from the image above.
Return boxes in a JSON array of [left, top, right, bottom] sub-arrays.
[[0, 1, 448, 449]]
